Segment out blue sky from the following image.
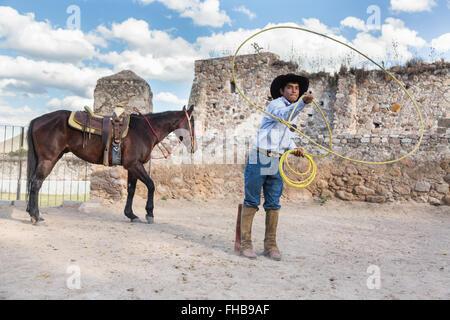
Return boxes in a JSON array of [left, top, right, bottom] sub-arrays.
[[0, 0, 448, 125]]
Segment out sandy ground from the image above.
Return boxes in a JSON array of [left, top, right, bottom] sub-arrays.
[[0, 197, 449, 300]]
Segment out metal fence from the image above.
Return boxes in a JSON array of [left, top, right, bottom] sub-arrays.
[[0, 125, 90, 207]]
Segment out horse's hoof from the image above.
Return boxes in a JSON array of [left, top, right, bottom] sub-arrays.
[[146, 216, 154, 224], [130, 217, 142, 223], [30, 216, 44, 225]]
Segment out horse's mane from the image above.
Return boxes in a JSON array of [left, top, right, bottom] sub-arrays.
[[130, 110, 181, 120]]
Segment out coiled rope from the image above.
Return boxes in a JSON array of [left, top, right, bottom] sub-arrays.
[[231, 26, 424, 188]]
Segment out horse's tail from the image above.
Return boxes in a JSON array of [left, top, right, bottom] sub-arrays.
[[26, 119, 38, 198]]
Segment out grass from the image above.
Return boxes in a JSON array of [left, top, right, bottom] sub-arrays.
[[1, 193, 89, 207]]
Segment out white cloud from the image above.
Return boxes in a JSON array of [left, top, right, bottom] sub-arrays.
[[233, 6, 256, 20], [153, 92, 187, 106], [341, 17, 367, 31], [137, 0, 230, 27], [351, 18, 426, 66], [340, 16, 379, 32], [46, 96, 94, 112], [95, 18, 200, 82], [431, 33, 450, 52], [98, 18, 196, 57], [0, 6, 98, 62], [0, 55, 111, 97], [0, 104, 40, 126], [390, 0, 436, 12]]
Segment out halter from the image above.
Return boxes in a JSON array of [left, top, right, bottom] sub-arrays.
[[133, 107, 195, 159]]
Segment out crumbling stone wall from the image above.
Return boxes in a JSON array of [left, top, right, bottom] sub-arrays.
[[94, 70, 153, 115], [189, 53, 449, 138]]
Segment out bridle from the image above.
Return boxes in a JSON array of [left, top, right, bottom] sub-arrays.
[[133, 107, 195, 159]]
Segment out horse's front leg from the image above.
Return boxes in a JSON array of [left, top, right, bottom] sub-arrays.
[[124, 170, 141, 223]]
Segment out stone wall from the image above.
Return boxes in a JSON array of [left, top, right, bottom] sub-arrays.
[[188, 53, 449, 138]]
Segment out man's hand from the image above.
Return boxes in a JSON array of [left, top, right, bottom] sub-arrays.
[[302, 92, 313, 104], [292, 147, 305, 157]]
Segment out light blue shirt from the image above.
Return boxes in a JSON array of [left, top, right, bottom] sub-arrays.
[[253, 96, 306, 154]]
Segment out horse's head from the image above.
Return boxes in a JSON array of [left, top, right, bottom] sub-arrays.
[[175, 105, 197, 153]]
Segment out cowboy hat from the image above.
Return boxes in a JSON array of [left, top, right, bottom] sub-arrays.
[[270, 73, 309, 100]]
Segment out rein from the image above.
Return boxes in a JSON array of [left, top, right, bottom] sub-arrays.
[[133, 107, 194, 159]]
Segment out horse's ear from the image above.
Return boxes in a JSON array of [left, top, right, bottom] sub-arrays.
[[182, 105, 186, 111], [188, 105, 194, 114]]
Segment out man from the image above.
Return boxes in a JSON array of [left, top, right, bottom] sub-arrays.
[[240, 73, 313, 261]]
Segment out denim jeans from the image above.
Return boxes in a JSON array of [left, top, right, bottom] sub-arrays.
[[243, 149, 284, 211]]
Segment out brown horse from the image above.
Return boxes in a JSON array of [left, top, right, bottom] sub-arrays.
[[26, 105, 195, 224]]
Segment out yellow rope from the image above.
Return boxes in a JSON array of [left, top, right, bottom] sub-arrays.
[[231, 26, 424, 188]]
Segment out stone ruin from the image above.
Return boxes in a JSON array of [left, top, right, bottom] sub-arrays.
[[89, 70, 153, 200], [89, 54, 450, 206], [94, 70, 153, 115]]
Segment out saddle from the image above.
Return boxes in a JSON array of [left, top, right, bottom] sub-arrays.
[[68, 106, 130, 166]]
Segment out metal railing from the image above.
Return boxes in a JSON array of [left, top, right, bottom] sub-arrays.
[[0, 125, 91, 207]]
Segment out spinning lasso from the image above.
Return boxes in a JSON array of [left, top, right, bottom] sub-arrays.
[[231, 26, 424, 188]]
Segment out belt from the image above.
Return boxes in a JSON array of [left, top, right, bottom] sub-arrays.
[[256, 148, 284, 158]]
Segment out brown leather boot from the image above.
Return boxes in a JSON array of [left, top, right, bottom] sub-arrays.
[[239, 205, 257, 259], [264, 209, 281, 261]]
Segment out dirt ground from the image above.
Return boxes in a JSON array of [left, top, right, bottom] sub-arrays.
[[0, 197, 449, 300]]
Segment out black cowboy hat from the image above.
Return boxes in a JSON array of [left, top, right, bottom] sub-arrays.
[[270, 73, 309, 100]]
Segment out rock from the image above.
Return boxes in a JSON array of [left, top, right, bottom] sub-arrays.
[[345, 166, 358, 175], [435, 183, 449, 194], [400, 158, 414, 168], [376, 185, 389, 196], [213, 178, 225, 185], [336, 190, 354, 201], [316, 179, 328, 189], [334, 177, 346, 187], [171, 177, 184, 186], [442, 195, 450, 206], [428, 197, 441, 206], [414, 181, 431, 192], [390, 104, 402, 112], [320, 190, 333, 199], [109, 168, 121, 179], [371, 137, 381, 144], [117, 179, 127, 185], [389, 167, 402, 177], [443, 174, 450, 184], [354, 186, 375, 195], [158, 185, 168, 195], [366, 195, 386, 203], [347, 176, 364, 186], [331, 168, 344, 176], [393, 184, 411, 195]]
